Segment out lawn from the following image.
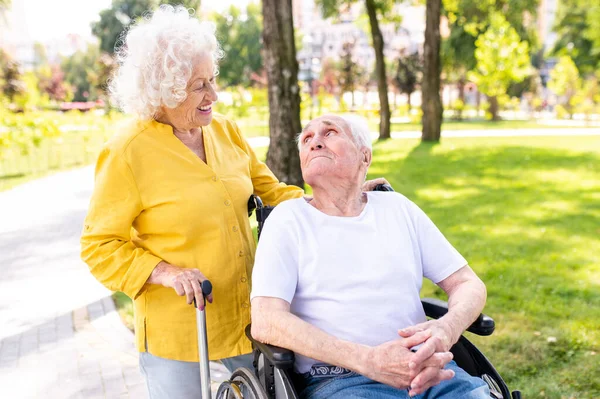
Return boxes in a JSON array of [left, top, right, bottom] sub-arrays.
[[366, 136, 600, 398], [112, 134, 599, 398]]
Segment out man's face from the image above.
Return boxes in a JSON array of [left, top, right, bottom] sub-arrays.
[[298, 115, 366, 186]]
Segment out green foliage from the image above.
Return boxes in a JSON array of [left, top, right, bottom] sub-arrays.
[[548, 56, 580, 119], [338, 40, 368, 106], [13, 72, 45, 112], [551, 0, 600, 75], [442, 0, 539, 85], [393, 51, 421, 102], [0, 49, 25, 103], [91, 0, 201, 55], [61, 45, 103, 102], [0, 110, 124, 189], [212, 3, 263, 88], [468, 13, 531, 98], [36, 65, 73, 103]]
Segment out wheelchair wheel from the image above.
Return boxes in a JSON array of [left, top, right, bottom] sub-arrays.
[[216, 367, 269, 399]]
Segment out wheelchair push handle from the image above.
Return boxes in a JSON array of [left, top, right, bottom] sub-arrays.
[[374, 183, 394, 192]]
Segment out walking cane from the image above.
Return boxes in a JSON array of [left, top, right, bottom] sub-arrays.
[[195, 279, 213, 399]]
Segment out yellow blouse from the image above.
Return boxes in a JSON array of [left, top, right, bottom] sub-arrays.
[[81, 115, 303, 361]]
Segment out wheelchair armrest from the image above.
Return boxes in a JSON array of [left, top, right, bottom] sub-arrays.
[[421, 298, 495, 336], [245, 324, 295, 369]]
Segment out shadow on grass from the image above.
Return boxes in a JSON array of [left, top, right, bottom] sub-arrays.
[[368, 141, 600, 396]]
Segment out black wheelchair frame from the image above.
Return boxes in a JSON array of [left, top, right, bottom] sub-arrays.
[[216, 187, 522, 399]]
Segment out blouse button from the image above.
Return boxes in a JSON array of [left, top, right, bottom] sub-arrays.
[[240, 277, 247, 283], [232, 226, 238, 232], [242, 302, 250, 309], [224, 200, 231, 206], [212, 176, 218, 181], [238, 250, 244, 257]]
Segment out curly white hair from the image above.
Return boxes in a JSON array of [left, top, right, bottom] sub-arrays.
[[108, 5, 224, 120]]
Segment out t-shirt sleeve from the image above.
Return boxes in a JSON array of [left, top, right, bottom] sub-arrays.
[[406, 199, 467, 283], [250, 205, 299, 304]]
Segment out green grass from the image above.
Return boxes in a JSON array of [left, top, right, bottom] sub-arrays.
[[367, 136, 600, 398], [112, 291, 135, 331]]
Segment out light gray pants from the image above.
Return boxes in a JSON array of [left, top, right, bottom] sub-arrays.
[[139, 351, 254, 399]]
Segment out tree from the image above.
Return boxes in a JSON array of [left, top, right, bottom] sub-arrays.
[[393, 50, 420, 111], [548, 56, 580, 119], [213, 3, 263, 87], [262, 0, 303, 187], [338, 40, 367, 108], [551, 0, 600, 75], [37, 65, 73, 102], [316, 0, 396, 140], [421, 0, 443, 141], [0, 49, 25, 103], [468, 13, 530, 120], [441, 0, 539, 104], [92, 0, 201, 55], [61, 45, 102, 102]]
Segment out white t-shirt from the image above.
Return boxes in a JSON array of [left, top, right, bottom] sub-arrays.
[[250, 192, 467, 373]]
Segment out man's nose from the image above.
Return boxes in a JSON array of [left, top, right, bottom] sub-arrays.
[[311, 137, 324, 150]]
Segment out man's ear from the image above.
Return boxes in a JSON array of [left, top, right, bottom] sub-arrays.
[[362, 148, 372, 167]]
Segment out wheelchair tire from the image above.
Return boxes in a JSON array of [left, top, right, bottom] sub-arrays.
[[216, 367, 269, 399]]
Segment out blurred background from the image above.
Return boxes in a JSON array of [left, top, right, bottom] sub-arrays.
[[0, 0, 598, 398]]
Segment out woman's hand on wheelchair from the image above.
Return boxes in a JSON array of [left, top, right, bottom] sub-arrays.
[[361, 177, 390, 192]]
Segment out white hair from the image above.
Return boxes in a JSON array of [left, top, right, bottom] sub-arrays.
[[340, 114, 372, 151], [297, 114, 372, 151], [109, 5, 224, 120]]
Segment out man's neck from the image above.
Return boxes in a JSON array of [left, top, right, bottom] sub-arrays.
[[310, 182, 366, 217]]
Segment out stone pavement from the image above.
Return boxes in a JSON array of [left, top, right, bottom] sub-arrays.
[[0, 166, 230, 398]]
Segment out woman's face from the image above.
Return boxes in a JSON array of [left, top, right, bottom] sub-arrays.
[[161, 52, 218, 131]]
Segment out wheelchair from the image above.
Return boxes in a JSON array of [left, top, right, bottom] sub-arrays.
[[209, 185, 522, 399]]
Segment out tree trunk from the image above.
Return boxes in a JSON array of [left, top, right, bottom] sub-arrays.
[[488, 95, 500, 121], [421, 0, 442, 142], [407, 92, 412, 112], [365, 0, 391, 140], [458, 74, 465, 103], [261, 0, 304, 188]]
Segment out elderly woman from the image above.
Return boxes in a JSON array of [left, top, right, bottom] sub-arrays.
[[250, 115, 490, 398], [81, 5, 383, 398]]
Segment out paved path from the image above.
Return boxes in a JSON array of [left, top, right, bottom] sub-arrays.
[[0, 167, 229, 398]]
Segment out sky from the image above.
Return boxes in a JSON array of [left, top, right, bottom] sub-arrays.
[[9, 0, 252, 42]]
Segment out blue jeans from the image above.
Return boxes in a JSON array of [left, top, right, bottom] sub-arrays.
[[139, 351, 254, 399], [295, 361, 490, 399]]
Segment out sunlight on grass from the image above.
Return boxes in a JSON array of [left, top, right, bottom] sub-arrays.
[[371, 135, 600, 397]]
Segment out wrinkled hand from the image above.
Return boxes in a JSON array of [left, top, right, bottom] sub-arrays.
[[149, 261, 213, 310], [407, 363, 455, 396], [362, 330, 453, 391], [362, 177, 390, 192], [399, 319, 454, 355], [398, 320, 456, 396]]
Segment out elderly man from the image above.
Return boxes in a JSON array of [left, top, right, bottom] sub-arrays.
[[250, 114, 491, 398]]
